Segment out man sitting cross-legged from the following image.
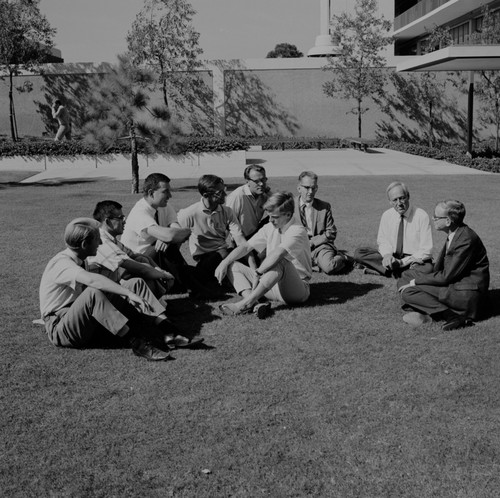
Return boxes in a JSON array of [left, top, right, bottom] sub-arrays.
[[398, 199, 489, 331], [215, 192, 312, 319], [354, 181, 433, 278], [39, 218, 202, 361], [88, 200, 174, 299], [177, 174, 247, 288], [295, 170, 351, 274]]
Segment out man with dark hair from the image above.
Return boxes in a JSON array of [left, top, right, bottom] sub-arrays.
[[215, 191, 312, 318], [295, 171, 350, 274], [226, 165, 270, 239], [354, 181, 433, 277], [398, 200, 489, 331], [39, 218, 175, 361], [177, 174, 247, 284], [89, 200, 174, 297]]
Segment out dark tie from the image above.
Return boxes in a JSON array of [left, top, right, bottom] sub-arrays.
[[154, 210, 159, 224], [395, 215, 404, 258], [300, 203, 307, 228]]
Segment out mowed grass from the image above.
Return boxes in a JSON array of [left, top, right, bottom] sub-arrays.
[[1, 172, 500, 497]]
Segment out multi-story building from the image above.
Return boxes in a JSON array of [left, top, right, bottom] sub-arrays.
[[393, 0, 500, 71]]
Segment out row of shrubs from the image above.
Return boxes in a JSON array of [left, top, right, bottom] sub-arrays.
[[374, 140, 500, 173], [0, 136, 250, 157], [1, 135, 499, 173]]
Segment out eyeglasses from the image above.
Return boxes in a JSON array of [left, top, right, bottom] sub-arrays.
[[209, 188, 226, 199], [109, 215, 125, 221], [248, 177, 267, 185], [432, 215, 448, 221]]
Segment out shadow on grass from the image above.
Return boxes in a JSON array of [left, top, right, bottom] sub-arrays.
[[1, 178, 101, 188], [484, 288, 500, 319], [309, 281, 384, 305]]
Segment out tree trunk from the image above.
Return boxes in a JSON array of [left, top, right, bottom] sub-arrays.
[[8, 71, 17, 141], [162, 79, 169, 110], [428, 101, 433, 148], [130, 124, 139, 194], [357, 99, 362, 138], [496, 101, 499, 152]]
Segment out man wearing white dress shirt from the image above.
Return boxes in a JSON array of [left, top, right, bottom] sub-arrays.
[[354, 182, 433, 278]]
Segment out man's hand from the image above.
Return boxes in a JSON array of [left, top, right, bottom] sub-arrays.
[[398, 280, 415, 293], [214, 261, 228, 285], [251, 270, 261, 290], [155, 240, 169, 253], [382, 254, 396, 270], [127, 292, 153, 314]]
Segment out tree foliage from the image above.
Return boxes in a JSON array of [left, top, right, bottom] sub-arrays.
[[266, 43, 304, 58], [81, 55, 181, 193], [0, 0, 56, 140], [322, 0, 392, 138], [126, 0, 204, 118]]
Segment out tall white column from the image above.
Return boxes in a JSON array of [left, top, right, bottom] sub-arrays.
[[307, 0, 340, 57]]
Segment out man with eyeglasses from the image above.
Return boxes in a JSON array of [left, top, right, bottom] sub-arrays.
[[354, 181, 433, 278], [88, 200, 174, 298], [398, 200, 489, 331], [177, 174, 247, 286], [295, 171, 351, 275], [226, 165, 271, 239]]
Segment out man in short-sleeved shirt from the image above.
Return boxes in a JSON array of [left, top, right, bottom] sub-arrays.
[[215, 192, 311, 318], [225, 165, 270, 239], [177, 174, 247, 282]]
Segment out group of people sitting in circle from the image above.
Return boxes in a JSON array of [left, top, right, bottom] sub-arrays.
[[39, 166, 490, 361]]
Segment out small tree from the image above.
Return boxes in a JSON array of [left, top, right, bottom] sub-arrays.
[[266, 43, 304, 58], [475, 71, 500, 151], [82, 55, 180, 193], [0, 0, 56, 141], [322, 0, 392, 138], [126, 0, 203, 114]]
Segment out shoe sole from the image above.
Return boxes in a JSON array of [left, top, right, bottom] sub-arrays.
[[253, 303, 271, 319], [133, 350, 172, 361]]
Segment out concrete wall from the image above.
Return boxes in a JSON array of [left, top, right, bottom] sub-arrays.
[[0, 58, 494, 143]]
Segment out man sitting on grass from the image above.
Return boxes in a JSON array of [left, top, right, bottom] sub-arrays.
[[398, 200, 489, 331], [177, 174, 247, 288], [39, 218, 201, 361], [354, 181, 433, 278], [215, 191, 312, 319], [89, 200, 174, 299]]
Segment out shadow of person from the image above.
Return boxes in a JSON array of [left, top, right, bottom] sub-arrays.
[[308, 281, 384, 306], [482, 289, 500, 319]]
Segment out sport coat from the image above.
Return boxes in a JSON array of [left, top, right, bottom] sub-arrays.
[[294, 197, 337, 253], [414, 224, 489, 318]]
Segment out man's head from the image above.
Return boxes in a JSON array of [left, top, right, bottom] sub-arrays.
[[143, 173, 171, 209], [244, 165, 268, 196], [264, 191, 295, 230], [64, 218, 101, 258], [93, 200, 125, 237], [433, 199, 466, 232], [198, 174, 226, 208], [387, 181, 410, 215], [297, 171, 318, 203]]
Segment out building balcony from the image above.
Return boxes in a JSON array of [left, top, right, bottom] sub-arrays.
[[394, 0, 491, 38]]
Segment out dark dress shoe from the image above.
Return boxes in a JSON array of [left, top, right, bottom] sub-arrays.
[[132, 339, 172, 361], [442, 315, 474, 331]]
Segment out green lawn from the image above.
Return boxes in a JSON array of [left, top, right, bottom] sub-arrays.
[[1, 173, 499, 497]]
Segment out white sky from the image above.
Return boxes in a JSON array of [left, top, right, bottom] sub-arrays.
[[40, 0, 392, 64]]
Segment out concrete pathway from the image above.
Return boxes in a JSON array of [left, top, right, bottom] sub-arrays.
[[0, 147, 490, 184]]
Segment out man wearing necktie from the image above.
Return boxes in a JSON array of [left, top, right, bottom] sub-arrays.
[[294, 171, 351, 274], [354, 182, 433, 278], [398, 200, 489, 331]]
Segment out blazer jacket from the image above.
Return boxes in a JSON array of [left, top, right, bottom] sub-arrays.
[[414, 224, 489, 318], [294, 197, 337, 254]]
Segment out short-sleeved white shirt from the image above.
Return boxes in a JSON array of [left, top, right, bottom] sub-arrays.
[[121, 199, 178, 254], [177, 200, 244, 257], [248, 218, 312, 281], [39, 249, 86, 318]]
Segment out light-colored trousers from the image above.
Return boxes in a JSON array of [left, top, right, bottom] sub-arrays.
[[228, 259, 310, 304]]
